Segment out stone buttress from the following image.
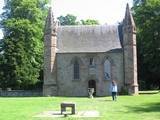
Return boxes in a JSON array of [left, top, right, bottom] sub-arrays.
[[123, 4, 139, 95], [43, 8, 58, 96]]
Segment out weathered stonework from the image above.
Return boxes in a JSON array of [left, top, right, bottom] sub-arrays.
[[43, 5, 139, 96], [123, 4, 138, 95], [43, 8, 58, 96], [56, 52, 123, 96]]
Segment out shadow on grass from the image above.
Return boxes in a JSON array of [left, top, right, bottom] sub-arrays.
[[125, 102, 160, 113], [95, 99, 112, 102]]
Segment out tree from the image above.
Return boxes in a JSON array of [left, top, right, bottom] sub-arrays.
[[133, 0, 146, 6], [57, 14, 99, 26], [57, 14, 79, 25], [0, 0, 48, 89], [81, 19, 99, 25], [133, 0, 160, 90]]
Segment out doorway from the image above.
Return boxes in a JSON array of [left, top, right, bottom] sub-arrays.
[[88, 80, 96, 96]]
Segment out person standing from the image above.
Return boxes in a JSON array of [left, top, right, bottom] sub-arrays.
[[110, 80, 118, 101]]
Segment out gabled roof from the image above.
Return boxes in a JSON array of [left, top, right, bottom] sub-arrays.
[[56, 25, 122, 53]]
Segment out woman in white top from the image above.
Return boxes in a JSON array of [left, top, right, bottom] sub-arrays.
[[110, 80, 118, 101]]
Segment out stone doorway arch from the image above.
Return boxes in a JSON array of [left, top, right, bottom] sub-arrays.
[[88, 80, 96, 96]]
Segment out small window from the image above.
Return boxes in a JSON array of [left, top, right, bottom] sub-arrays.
[[74, 60, 80, 79]]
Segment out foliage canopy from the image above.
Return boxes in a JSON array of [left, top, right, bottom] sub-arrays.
[[57, 14, 99, 25], [133, 0, 160, 89], [0, 0, 48, 89]]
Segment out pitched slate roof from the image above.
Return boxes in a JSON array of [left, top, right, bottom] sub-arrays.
[[56, 25, 122, 53]]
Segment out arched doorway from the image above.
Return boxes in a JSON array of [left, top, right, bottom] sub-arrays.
[[88, 80, 96, 96]]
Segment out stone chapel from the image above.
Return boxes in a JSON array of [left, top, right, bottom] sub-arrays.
[[43, 4, 139, 96]]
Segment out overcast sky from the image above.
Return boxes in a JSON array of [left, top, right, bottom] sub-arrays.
[[0, 0, 133, 39]]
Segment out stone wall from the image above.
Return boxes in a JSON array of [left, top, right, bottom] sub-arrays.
[[56, 51, 124, 96], [0, 90, 42, 97]]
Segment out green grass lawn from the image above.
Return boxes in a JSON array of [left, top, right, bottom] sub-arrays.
[[0, 93, 159, 120]]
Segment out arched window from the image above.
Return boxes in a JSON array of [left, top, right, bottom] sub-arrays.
[[104, 59, 111, 80], [89, 58, 94, 66], [74, 60, 80, 79]]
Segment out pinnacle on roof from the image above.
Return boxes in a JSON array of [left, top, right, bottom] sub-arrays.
[[124, 3, 135, 26]]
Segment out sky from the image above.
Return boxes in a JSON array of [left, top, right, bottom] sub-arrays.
[[53, 0, 133, 24], [0, 0, 133, 39]]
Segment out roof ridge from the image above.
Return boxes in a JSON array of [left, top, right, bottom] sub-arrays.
[[58, 24, 118, 28]]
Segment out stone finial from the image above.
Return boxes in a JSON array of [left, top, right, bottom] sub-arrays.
[[124, 3, 136, 27], [45, 7, 57, 35]]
